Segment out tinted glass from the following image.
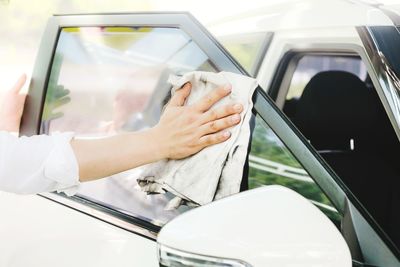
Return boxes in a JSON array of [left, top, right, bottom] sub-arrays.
[[249, 115, 341, 225], [280, 52, 400, 250]]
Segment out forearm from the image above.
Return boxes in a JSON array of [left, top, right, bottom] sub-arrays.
[[71, 128, 165, 182]]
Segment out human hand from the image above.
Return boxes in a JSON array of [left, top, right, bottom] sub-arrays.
[[0, 74, 27, 132], [151, 82, 243, 160], [42, 84, 71, 121]]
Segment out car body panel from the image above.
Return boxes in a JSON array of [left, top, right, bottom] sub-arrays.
[[0, 191, 158, 267], [158, 186, 352, 267]]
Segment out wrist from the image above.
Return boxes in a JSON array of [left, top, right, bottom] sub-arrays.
[[0, 116, 19, 132], [146, 126, 169, 161]]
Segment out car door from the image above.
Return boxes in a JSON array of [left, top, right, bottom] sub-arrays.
[[0, 12, 397, 267]]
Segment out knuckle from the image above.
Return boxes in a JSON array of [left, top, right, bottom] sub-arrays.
[[208, 135, 216, 145], [216, 87, 226, 96], [209, 110, 218, 120], [206, 96, 214, 105], [229, 104, 236, 114], [224, 117, 233, 127], [202, 136, 212, 146], [209, 121, 218, 132]]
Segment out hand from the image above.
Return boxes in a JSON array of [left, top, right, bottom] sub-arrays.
[[42, 84, 71, 121], [152, 82, 243, 160], [0, 74, 27, 132]]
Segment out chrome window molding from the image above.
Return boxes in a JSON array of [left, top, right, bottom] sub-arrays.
[[357, 26, 400, 141], [39, 192, 159, 240]]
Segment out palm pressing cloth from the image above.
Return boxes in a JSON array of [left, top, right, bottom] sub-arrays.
[[137, 71, 258, 209]]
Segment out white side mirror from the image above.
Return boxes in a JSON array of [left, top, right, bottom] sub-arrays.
[[157, 185, 351, 267]]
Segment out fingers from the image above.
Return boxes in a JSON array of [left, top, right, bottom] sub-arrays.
[[12, 74, 27, 94], [200, 103, 243, 124], [52, 96, 71, 109], [168, 82, 192, 107], [54, 85, 70, 98], [200, 114, 241, 135], [194, 84, 232, 112], [198, 131, 231, 148]]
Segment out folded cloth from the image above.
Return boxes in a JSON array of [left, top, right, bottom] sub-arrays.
[[137, 71, 258, 209]]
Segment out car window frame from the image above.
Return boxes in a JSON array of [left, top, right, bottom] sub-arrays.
[[357, 26, 400, 143], [265, 44, 400, 261], [19, 13, 394, 261]]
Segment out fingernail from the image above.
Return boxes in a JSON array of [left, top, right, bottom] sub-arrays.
[[224, 84, 232, 92], [231, 114, 240, 123], [223, 131, 231, 138], [234, 104, 242, 112]]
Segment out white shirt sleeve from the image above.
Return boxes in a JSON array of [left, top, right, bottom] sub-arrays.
[[0, 131, 80, 196]]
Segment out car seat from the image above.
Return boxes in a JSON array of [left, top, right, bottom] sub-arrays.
[[292, 70, 400, 247]]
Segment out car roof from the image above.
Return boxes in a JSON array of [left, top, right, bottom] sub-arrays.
[[207, 0, 399, 36]]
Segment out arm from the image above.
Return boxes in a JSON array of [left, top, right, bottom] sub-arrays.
[[0, 74, 27, 133], [73, 83, 243, 181], [0, 78, 242, 194]]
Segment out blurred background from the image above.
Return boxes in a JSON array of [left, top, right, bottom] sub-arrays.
[[0, 0, 277, 96], [1, 0, 399, 95]]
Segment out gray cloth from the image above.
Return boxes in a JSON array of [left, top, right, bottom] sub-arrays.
[[137, 71, 258, 209]]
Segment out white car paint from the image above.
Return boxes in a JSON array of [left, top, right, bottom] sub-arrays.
[[0, 191, 158, 267], [158, 185, 352, 267]]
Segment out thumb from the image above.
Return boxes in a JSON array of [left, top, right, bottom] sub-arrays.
[[168, 82, 192, 107], [12, 74, 27, 94]]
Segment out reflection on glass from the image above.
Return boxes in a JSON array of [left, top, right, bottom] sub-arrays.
[[43, 27, 217, 225], [249, 115, 341, 225], [219, 32, 268, 76]]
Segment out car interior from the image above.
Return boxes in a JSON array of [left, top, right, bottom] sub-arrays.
[[281, 64, 400, 248]]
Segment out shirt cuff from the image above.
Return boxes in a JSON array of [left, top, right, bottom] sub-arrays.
[[44, 132, 80, 196]]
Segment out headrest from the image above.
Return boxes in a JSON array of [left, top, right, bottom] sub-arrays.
[[294, 71, 379, 150]]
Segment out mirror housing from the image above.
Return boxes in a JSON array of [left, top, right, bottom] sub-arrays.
[[157, 185, 351, 267]]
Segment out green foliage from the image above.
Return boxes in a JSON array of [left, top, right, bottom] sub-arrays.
[[42, 53, 70, 122], [248, 116, 341, 225]]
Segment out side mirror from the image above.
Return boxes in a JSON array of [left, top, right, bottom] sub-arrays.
[[157, 185, 351, 267]]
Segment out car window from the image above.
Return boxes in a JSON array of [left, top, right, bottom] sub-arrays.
[[218, 32, 272, 76], [276, 52, 400, 250], [43, 26, 217, 225], [249, 114, 341, 226], [43, 27, 341, 227]]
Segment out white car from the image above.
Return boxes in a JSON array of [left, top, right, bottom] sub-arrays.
[[1, 0, 400, 266]]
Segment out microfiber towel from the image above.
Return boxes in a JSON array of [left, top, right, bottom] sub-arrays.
[[137, 71, 258, 209]]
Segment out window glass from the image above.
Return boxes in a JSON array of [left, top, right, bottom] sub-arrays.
[[43, 27, 217, 225], [279, 52, 400, 250], [286, 55, 367, 100], [218, 33, 270, 76], [249, 115, 341, 225], [43, 27, 340, 227]]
